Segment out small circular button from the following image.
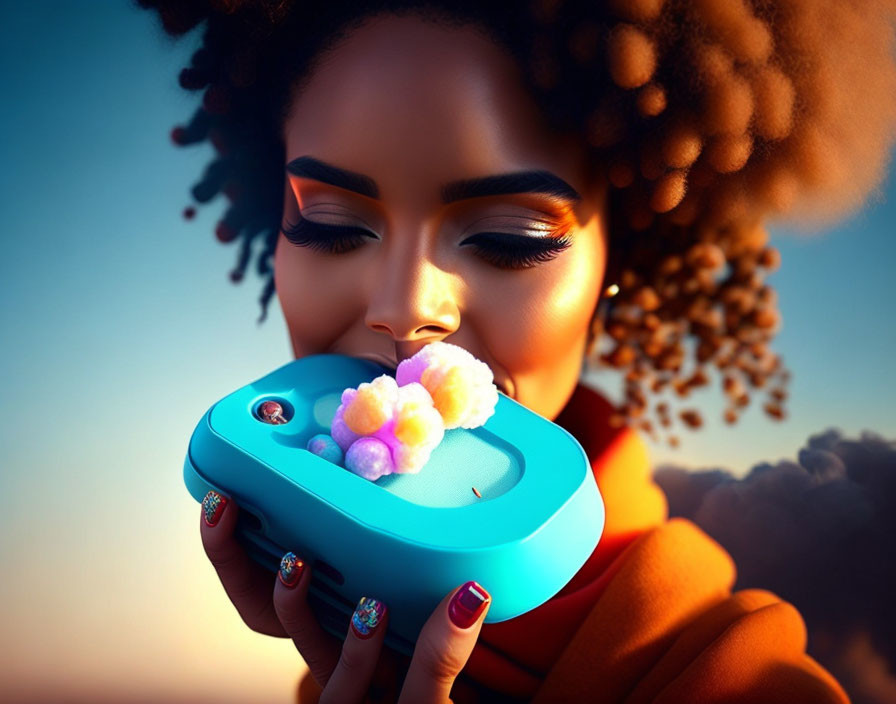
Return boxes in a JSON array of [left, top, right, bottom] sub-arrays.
[[257, 400, 289, 424]]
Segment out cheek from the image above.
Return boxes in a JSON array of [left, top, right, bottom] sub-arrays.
[[486, 238, 603, 371], [476, 228, 604, 419], [274, 236, 362, 354]]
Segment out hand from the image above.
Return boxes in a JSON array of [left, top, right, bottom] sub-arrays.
[[199, 491, 491, 703], [199, 491, 289, 636]]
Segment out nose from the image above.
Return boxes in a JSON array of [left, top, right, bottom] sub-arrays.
[[364, 253, 461, 360]]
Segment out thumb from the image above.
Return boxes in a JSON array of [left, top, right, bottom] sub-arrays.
[[397, 581, 491, 704]]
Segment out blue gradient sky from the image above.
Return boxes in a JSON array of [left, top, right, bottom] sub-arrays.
[[1, 2, 894, 701]]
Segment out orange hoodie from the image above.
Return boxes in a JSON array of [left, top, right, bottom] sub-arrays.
[[297, 383, 849, 703]]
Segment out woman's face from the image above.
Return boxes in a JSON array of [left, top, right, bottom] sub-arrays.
[[275, 14, 608, 421]]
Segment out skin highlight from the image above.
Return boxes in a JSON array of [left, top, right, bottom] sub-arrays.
[[274, 14, 608, 421]]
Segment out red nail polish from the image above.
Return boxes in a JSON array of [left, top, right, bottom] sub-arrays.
[[202, 491, 227, 526], [449, 581, 490, 629]]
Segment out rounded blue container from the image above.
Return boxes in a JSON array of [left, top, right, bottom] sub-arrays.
[[183, 354, 604, 655]]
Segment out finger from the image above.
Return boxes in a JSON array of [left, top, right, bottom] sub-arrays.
[[199, 491, 287, 637], [319, 595, 390, 704], [272, 553, 342, 688], [398, 581, 491, 704]]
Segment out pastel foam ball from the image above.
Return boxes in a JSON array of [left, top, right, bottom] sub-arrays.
[[306, 433, 344, 465], [392, 444, 435, 476], [394, 413, 430, 447], [342, 376, 397, 435], [396, 341, 498, 429], [390, 382, 444, 473], [423, 365, 474, 428], [345, 436, 396, 481], [331, 377, 446, 479], [330, 413, 361, 453]]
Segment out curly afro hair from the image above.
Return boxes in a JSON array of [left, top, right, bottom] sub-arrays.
[[140, 0, 896, 446]]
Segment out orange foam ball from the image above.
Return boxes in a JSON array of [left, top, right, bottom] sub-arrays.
[[343, 387, 389, 435], [394, 411, 429, 447], [425, 366, 472, 428]]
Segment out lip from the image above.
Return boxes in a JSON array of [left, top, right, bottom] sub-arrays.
[[352, 353, 399, 372]]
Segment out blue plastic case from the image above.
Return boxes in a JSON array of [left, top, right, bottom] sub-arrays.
[[183, 354, 604, 655]]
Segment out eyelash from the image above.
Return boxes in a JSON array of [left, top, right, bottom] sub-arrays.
[[463, 232, 572, 269], [282, 215, 572, 269], [282, 216, 372, 254]]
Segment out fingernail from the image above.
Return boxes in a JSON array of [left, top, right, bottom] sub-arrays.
[[279, 552, 305, 588], [351, 596, 386, 640], [449, 581, 490, 629], [202, 491, 227, 526]]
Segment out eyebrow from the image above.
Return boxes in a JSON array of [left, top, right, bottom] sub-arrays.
[[286, 156, 379, 199], [286, 156, 582, 205]]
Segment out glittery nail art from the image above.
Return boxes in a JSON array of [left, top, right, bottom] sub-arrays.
[[279, 552, 304, 587], [202, 491, 227, 526], [351, 596, 386, 639]]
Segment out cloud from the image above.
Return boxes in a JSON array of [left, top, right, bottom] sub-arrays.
[[654, 429, 896, 704]]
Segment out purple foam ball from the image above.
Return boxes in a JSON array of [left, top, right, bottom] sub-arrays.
[[345, 437, 395, 481], [330, 411, 361, 452]]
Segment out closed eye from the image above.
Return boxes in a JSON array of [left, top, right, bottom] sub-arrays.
[[282, 215, 572, 269], [281, 214, 377, 254], [460, 232, 572, 269]]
